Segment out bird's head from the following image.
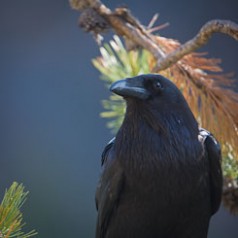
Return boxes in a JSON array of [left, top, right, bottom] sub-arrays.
[[110, 74, 187, 109], [110, 74, 198, 133]]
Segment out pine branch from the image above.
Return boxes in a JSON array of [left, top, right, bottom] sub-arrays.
[[69, 0, 238, 70], [154, 20, 238, 71], [0, 182, 37, 238]]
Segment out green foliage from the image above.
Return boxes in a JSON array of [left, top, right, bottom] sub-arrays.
[[92, 35, 151, 132], [0, 182, 37, 238]]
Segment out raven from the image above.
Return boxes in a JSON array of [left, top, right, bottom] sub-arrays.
[[95, 74, 222, 238]]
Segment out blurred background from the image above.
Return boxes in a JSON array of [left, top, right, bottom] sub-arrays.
[[0, 0, 238, 237]]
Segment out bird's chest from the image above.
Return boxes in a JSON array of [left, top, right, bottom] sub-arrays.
[[116, 124, 207, 200], [120, 139, 207, 202]]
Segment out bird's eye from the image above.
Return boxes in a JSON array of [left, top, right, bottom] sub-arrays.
[[154, 82, 163, 91]]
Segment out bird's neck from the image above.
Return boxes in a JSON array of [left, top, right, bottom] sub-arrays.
[[114, 102, 200, 167]]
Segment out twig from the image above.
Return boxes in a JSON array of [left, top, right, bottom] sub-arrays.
[[154, 20, 238, 72], [147, 13, 159, 29], [148, 22, 170, 33]]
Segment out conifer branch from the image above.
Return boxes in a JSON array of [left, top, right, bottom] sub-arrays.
[[0, 182, 37, 238], [69, 0, 238, 71]]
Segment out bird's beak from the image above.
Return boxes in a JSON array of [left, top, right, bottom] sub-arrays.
[[110, 78, 150, 100]]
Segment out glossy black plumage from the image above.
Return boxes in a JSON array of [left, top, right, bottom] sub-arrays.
[[95, 74, 222, 238]]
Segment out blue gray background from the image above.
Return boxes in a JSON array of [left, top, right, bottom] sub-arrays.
[[0, 0, 238, 237]]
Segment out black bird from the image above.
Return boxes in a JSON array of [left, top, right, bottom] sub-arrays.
[[95, 74, 222, 238]]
